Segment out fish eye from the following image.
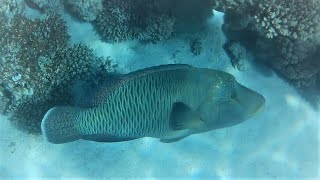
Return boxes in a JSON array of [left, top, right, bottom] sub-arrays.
[[231, 93, 237, 100]]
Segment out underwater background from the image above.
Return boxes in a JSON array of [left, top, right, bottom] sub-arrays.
[[0, 0, 319, 178]]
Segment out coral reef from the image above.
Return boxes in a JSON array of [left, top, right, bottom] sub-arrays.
[[215, 0, 320, 94], [24, 0, 62, 13], [254, 0, 320, 40], [0, 0, 25, 17], [0, 13, 69, 101], [190, 39, 202, 56], [271, 38, 319, 88], [7, 44, 116, 133], [140, 14, 175, 42], [0, 85, 11, 113], [63, 0, 103, 22], [0, 13, 116, 133], [215, 0, 320, 40], [93, 0, 214, 43], [94, 0, 140, 43], [224, 41, 249, 71], [9, 87, 73, 133]]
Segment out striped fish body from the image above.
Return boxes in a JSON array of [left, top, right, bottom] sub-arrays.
[[76, 65, 215, 140], [41, 64, 236, 144]]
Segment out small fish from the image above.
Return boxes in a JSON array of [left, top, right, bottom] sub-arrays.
[[41, 64, 265, 144]]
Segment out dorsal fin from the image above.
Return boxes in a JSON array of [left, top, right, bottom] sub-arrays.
[[74, 74, 123, 108], [77, 64, 194, 107], [124, 64, 193, 81]]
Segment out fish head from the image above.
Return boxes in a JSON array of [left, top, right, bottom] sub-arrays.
[[199, 72, 265, 129]]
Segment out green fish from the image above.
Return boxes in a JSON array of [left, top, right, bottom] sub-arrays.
[[41, 64, 265, 144]]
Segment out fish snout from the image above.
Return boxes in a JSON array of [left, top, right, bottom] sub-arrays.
[[235, 84, 266, 119]]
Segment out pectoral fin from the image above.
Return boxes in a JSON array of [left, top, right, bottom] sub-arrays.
[[170, 102, 204, 130]]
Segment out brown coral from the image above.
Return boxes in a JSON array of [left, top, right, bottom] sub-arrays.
[[217, 0, 320, 91], [215, 0, 320, 41], [0, 13, 69, 101], [0, 13, 116, 133], [253, 0, 320, 40], [94, 0, 214, 43], [272, 38, 319, 88]]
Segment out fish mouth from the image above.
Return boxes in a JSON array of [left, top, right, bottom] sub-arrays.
[[248, 96, 265, 118], [236, 84, 266, 118]]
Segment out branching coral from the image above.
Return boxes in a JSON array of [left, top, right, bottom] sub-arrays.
[[253, 0, 320, 40], [271, 38, 319, 88], [93, 0, 214, 43], [94, 0, 177, 43], [24, 0, 62, 13], [216, 0, 320, 92], [63, 0, 103, 22], [0, 0, 25, 17], [0, 13, 69, 101], [224, 41, 249, 71], [215, 0, 320, 40], [139, 14, 175, 42], [9, 87, 73, 133], [7, 44, 116, 133], [0, 13, 116, 133], [94, 0, 140, 43], [136, 0, 176, 42]]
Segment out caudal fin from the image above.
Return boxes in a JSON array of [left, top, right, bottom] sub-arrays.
[[41, 106, 82, 144]]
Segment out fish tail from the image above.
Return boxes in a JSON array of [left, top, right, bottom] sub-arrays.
[[41, 106, 82, 144]]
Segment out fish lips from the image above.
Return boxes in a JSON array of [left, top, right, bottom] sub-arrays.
[[234, 84, 266, 119]]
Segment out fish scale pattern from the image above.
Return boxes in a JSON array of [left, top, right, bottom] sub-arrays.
[[77, 70, 186, 139]]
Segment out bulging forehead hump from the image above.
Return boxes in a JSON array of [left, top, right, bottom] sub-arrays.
[[209, 70, 236, 89]]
